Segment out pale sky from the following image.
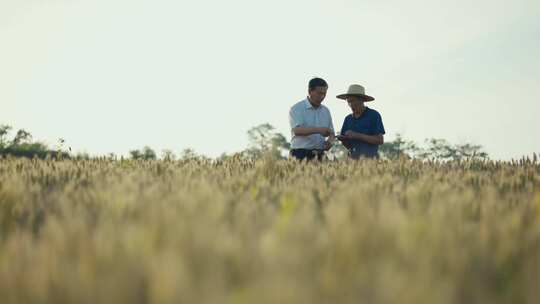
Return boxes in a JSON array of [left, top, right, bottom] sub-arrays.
[[1, 0, 539, 159]]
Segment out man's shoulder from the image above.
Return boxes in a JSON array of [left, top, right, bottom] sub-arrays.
[[341, 113, 352, 121], [366, 107, 382, 118], [319, 104, 332, 115], [290, 99, 308, 111]]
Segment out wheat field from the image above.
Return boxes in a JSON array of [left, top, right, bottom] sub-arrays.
[[0, 156, 539, 304]]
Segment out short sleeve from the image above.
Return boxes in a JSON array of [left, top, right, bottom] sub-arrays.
[[373, 112, 386, 135], [289, 107, 303, 129]]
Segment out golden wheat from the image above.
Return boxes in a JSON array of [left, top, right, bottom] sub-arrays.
[[0, 156, 539, 304]]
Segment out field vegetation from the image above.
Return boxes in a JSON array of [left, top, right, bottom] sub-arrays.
[[1, 155, 539, 303]]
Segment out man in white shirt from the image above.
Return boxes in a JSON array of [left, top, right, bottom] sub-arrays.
[[289, 78, 335, 161]]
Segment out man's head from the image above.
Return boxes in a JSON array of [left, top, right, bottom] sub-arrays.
[[308, 78, 328, 106], [346, 96, 365, 113]]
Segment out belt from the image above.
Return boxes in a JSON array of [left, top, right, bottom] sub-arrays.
[[291, 148, 324, 153]]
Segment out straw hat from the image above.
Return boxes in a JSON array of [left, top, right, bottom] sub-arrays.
[[336, 84, 374, 102]]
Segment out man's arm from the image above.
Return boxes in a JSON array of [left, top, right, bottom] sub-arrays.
[[337, 136, 353, 149], [290, 107, 331, 137], [324, 132, 335, 150], [321, 109, 336, 150], [337, 116, 353, 149], [326, 112, 335, 145], [345, 131, 384, 145], [292, 127, 332, 137], [328, 133, 335, 143]]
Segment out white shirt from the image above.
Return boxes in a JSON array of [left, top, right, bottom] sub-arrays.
[[289, 98, 334, 150]]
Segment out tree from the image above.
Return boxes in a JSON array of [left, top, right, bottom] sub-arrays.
[[379, 133, 418, 159], [162, 149, 176, 161], [378, 134, 489, 161], [129, 146, 157, 160], [12, 129, 32, 146], [246, 123, 290, 159], [271, 133, 291, 152], [417, 138, 455, 160], [415, 138, 488, 161], [179, 148, 198, 160], [142, 146, 157, 160], [0, 124, 59, 159], [0, 125, 13, 148], [129, 149, 143, 160], [247, 123, 275, 152], [453, 143, 488, 160]]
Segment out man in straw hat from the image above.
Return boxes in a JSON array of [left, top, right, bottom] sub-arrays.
[[289, 77, 335, 161], [336, 84, 385, 159]]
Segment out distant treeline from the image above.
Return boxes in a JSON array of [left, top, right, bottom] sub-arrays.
[[1, 123, 488, 161], [126, 123, 490, 162], [232, 123, 489, 161], [0, 125, 71, 159]]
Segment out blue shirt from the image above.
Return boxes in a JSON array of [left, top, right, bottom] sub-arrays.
[[289, 98, 335, 150], [340, 107, 385, 158]]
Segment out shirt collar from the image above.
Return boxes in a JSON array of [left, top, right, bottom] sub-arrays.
[[352, 106, 370, 119], [304, 97, 317, 109]]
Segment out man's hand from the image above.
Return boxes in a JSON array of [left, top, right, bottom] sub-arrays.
[[323, 140, 333, 151], [344, 130, 357, 138]]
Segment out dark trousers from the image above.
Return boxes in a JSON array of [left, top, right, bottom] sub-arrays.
[[290, 149, 325, 161]]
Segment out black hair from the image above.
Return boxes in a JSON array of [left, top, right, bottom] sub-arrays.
[[308, 78, 328, 91]]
